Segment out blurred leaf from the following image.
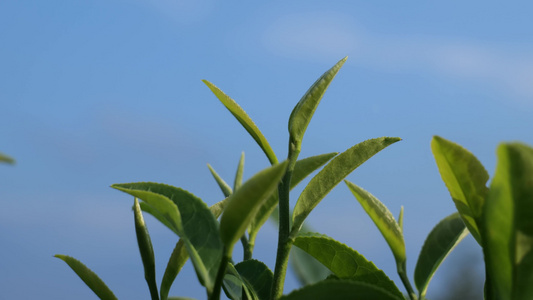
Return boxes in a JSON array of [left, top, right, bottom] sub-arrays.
[[220, 161, 288, 254], [293, 232, 403, 298], [345, 181, 405, 264], [234, 152, 245, 191], [288, 57, 347, 150], [279, 279, 404, 300], [414, 212, 468, 297], [133, 198, 159, 300], [290, 246, 331, 286], [431, 136, 489, 244], [207, 164, 233, 198], [54, 255, 117, 300], [203, 80, 278, 165], [292, 137, 401, 235], [160, 240, 187, 300], [0, 152, 14, 164], [235, 259, 273, 300], [483, 143, 533, 300]]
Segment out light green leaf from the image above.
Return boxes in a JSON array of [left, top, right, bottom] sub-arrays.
[[293, 233, 404, 298], [414, 212, 468, 297], [483, 143, 533, 300], [220, 161, 288, 254], [431, 136, 489, 244], [288, 57, 347, 150], [279, 279, 404, 300], [248, 152, 337, 244], [111, 183, 222, 293], [290, 246, 332, 286], [345, 181, 405, 264], [235, 259, 273, 300], [160, 240, 187, 300], [133, 198, 159, 300], [398, 206, 404, 232], [54, 255, 118, 300], [292, 137, 401, 234], [0, 152, 14, 164], [203, 80, 278, 165], [234, 152, 245, 191], [207, 164, 233, 198]]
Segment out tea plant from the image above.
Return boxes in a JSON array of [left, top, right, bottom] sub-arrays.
[[55, 58, 533, 300]]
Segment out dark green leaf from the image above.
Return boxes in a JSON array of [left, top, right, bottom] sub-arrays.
[[234, 152, 245, 191], [414, 212, 468, 297], [207, 164, 233, 198], [431, 136, 489, 244], [223, 262, 256, 300], [203, 80, 278, 165], [293, 233, 404, 298], [55, 255, 117, 300], [235, 259, 273, 300], [292, 137, 401, 235]]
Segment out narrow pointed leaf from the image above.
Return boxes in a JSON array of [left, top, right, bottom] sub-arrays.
[[133, 198, 159, 300], [483, 143, 533, 300], [203, 80, 278, 165], [207, 164, 233, 198], [280, 280, 404, 300], [294, 233, 404, 298], [288, 57, 347, 150], [249, 152, 337, 243], [398, 206, 404, 232], [111, 183, 222, 293], [414, 212, 468, 297], [0, 152, 14, 164], [55, 255, 118, 300], [235, 259, 273, 300], [220, 161, 288, 254], [431, 136, 489, 244], [292, 137, 401, 234], [234, 152, 245, 191], [345, 181, 405, 264]]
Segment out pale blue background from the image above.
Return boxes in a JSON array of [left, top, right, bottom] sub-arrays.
[[1, 1, 532, 299]]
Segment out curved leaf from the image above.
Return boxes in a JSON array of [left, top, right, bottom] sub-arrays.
[[235, 259, 273, 300], [160, 240, 187, 300], [431, 136, 489, 244], [290, 246, 332, 286], [288, 57, 347, 150], [280, 279, 404, 300], [54, 255, 117, 300], [220, 161, 288, 254], [223, 262, 256, 300], [203, 80, 278, 165], [345, 181, 405, 264], [207, 164, 233, 198], [234, 152, 245, 191], [292, 137, 401, 234], [414, 212, 468, 297], [293, 233, 403, 298]]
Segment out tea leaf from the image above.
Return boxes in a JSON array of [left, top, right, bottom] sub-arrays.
[[290, 246, 331, 286], [0, 152, 14, 164], [249, 152, 337, 243], [160, 240, 187, 300], [293, 233, 403, 298], [234, 152, 245, 191], [279, 280, 404, 300], [414, 212, 468, 297], [223, 262, 256, 300], [133, 198, 159, 300], [483, 143, 533, 300], [54, 255, 118, 300], [203, 80, 278, 165], [220, 161, 288, 254], [235, 259, 273, 300], [207, 164, 233, 198], [292, 137, 401, 234], [111, 183, 222, 293], [288, 57, 347, 150], [431, 136, 489, 244], [345, 181, 405, 264]]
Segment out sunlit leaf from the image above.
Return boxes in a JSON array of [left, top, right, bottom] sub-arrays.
[[55, 255, 117, 300], [414, 212, 468, 297], [207, 164, 233, 198], [203, 80, 278, 165], [160, 240, 187, 300], [234, 152, 245, 191], [292, 137, 401, 235], [235, 259, 273, 300], [431, 136, 489, 244]]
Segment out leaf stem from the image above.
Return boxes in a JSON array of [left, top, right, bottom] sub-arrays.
[[210, 251, 230, 300], [240, 235, 253, 260], [398, 262, 417, 300]]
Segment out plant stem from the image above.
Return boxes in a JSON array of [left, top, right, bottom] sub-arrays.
[[240, 235, 253, 260], [210, 251, 230, 300], [398, 262, 417, 300]]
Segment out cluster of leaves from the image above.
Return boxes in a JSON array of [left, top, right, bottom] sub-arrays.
[[55, 58, 533, 300]]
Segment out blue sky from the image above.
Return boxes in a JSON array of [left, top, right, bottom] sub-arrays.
[[1, 1, 532, 299]]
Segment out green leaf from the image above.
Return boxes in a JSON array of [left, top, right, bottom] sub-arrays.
[[248, 152, 337, 244], [235, 259, 273, 300], [288, 57, 347, 150], [0, 152, 14, 164], [279, 279, 404, 300], [398, 206, 404, 232], [160, 240, 187, 300], [292, 137, 401, 235], [293, 233, 404, 298], [111, 183, 222, 294], [234, 152, 245, 191], [431, 136, 489, 244], [414, 212, 468, 298], [483, 143, 533, 300], [207, 164, 233, 198], [345, 181, 405, 264], [133, 198, 159, 300], [223, 262, 256, 300], [290, 246, 332, 286], [54, 255, 118, 300], [220, 161, 288, 254], [203, 80, 278, 165]]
